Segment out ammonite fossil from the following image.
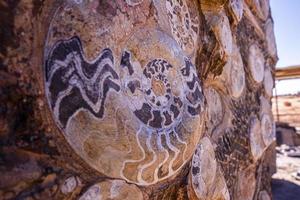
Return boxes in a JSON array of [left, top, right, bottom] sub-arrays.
[[44, 21, 205, 185], [165, 0, 200, 55]]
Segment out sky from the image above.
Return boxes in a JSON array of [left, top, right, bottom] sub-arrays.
[[270, 0, 300, 68], [270, 0, 300, 95]]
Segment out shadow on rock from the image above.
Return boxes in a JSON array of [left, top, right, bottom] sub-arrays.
[[272, 178, 300, 200]]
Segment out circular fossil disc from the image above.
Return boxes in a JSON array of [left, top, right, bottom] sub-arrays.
[[263, 67, 273, 97], [211, 12, 233, 59], [125, 0, 144, 6], [265, 19, 277, 59], [258, 190, 271, 200], [205, 87, 224, 129], [228, 0, 244, 24], [249, 116, 265, 161], [246, 0, 269, 21], [44, 4, 205, 186], [190, 137, 229, 200], [261, 114, 275, 147], [230, 43, 245, 98], [248, 44, 265, 83], [61, 176, 81, 194], [79, 180, 143, 200]]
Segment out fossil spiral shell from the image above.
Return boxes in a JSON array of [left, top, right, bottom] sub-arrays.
[[165, 0, 199, 55], [44, 27, 205, 185]]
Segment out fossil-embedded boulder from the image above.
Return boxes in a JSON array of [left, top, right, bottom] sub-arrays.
[[0, 0, 277, 199]]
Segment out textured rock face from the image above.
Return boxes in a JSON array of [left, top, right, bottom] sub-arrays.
[[0, 0, 277, 199]]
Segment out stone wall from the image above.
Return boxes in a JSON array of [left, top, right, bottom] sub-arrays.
[[0, 0, 277, 199]]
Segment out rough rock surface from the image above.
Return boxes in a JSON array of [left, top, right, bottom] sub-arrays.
[[0, 0, 277, 199]]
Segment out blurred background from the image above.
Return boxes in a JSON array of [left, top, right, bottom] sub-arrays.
[[270, 1, 300, 199]]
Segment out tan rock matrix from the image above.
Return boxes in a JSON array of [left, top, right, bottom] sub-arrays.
[[0, 0, 277, 199]]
